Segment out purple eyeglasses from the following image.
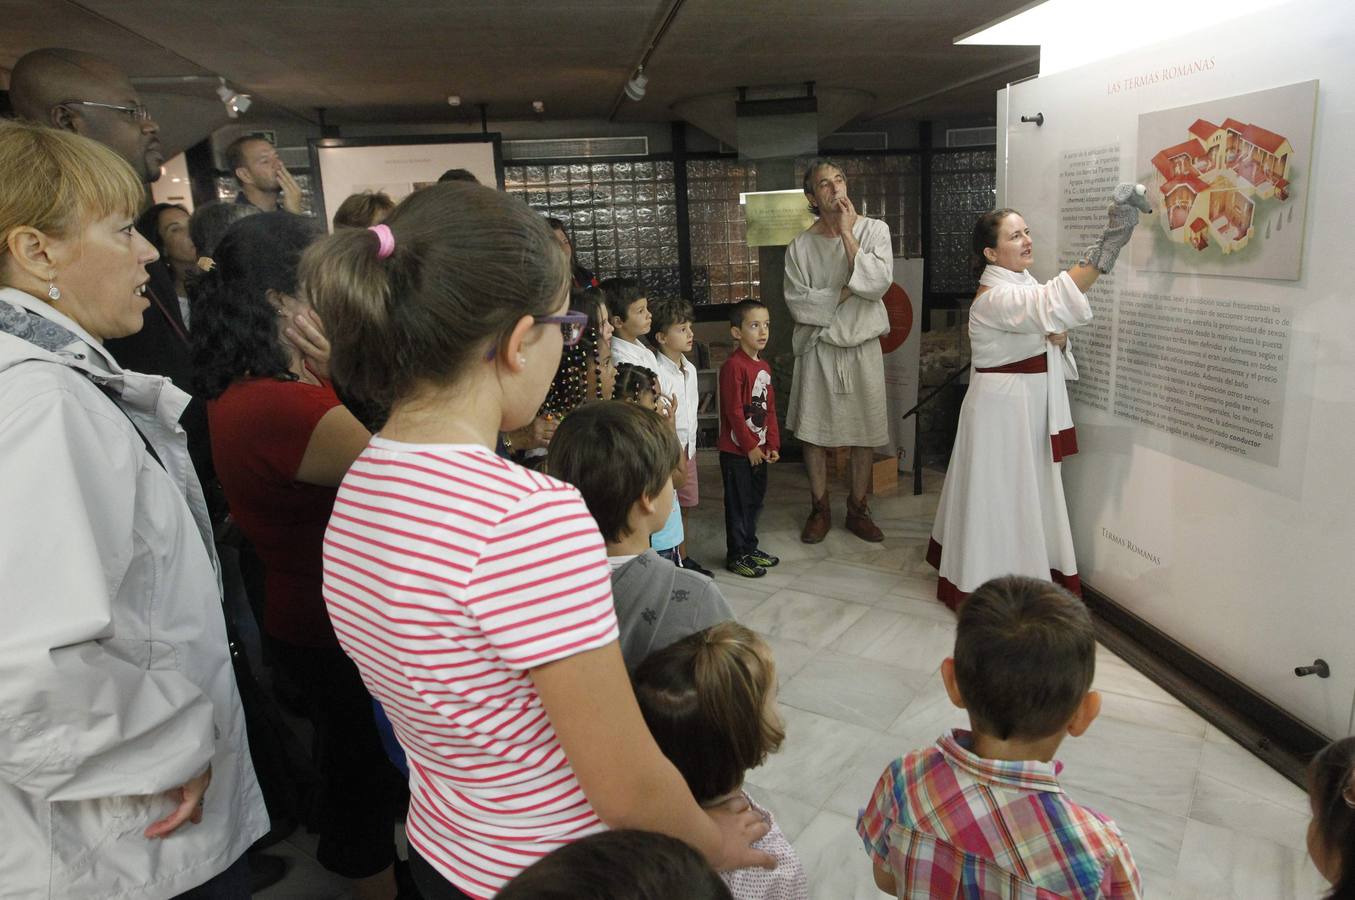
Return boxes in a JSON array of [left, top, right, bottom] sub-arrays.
[[536, 310, 591, 347], [485, 309, 591, 360]]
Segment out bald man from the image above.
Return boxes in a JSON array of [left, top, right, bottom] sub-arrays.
[[10, 48, 164, 183]]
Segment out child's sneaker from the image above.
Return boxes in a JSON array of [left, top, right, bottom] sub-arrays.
[[746, 549, 779, 568], [726, 555, 766, 578]]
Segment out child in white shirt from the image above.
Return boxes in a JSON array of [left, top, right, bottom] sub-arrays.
[[648, 297, 708, 576]]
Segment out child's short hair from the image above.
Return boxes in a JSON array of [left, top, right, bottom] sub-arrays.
[[495, 829, 732, 900], [649, 297, 695, 338], [1308, 737, 1355, 898], [729, 298, 768, 329], [549, 401, 679, 544], [632, 622, 785, 804], [613, 362, 658, 404], [600, 276, 645, 321], [954, 576, 1095, 740], [332, 190, 394, 229]]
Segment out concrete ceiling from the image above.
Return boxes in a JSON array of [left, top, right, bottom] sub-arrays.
[[1, 0, 1038, 154]]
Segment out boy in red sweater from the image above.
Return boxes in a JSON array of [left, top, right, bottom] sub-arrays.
[[719, 299, 781, 578]]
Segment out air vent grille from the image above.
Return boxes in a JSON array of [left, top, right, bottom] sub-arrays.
[[820, 131, 889, 151], [504, 136, 650, 160], [945, 126, 997, 148]]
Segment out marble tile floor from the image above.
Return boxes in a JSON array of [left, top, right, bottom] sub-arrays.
[[259, 453, 1327, 899]]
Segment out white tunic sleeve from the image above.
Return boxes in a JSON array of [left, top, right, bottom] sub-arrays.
[[970, 270, 1093, 335], [783, 236, 838, 328], [846, 218, 893, 301]]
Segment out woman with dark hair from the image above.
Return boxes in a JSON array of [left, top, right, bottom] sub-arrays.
[[302, 182, 773, 898], [546, 216, 599, 291], [927, 188, 1150, 610], [135, 201, 197, 326], [190, 212, 407, 900], [1308, 737, 1355, 898], [189, 201, 260, 262]]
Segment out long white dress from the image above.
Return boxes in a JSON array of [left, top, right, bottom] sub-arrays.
[[927, 266, 1092, 609], [784, 216, 893, 448]]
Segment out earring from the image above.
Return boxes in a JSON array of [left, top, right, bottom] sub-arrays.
[[516, 354, 527, 366], [47, 282, 60, 301]]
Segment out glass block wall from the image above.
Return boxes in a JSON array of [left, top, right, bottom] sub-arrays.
[[684, 159, 761, 305], [794, 154, 923, 259], [503, 161, 682, 300], [927, 149, 998, 293]]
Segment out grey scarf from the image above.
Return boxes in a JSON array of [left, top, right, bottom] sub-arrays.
[[0, 297, 82, 354]]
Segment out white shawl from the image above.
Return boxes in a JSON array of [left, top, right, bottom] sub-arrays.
[[976, 265, 1088, 461]]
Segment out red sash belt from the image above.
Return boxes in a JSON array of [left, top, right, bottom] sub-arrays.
[[975, 353, 1047, 374]]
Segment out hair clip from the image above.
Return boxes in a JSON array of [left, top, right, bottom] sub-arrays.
[[369, 223, 395, 260]]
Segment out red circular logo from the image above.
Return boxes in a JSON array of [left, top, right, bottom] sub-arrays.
[[879, 282, 914, 354]]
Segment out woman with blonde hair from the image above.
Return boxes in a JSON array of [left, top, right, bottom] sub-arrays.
[[0, 120, 267, 898]]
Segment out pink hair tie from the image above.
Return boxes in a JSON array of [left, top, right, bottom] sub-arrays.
[[368, 223, 395, 259]]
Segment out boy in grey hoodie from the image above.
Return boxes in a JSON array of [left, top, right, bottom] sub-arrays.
[[550, 401, 734, 670]]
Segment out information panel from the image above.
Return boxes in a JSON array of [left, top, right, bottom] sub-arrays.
[[1000, 0, 1354, 737]]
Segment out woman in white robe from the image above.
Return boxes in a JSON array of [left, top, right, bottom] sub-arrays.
[[928, 192, 1148, 609]]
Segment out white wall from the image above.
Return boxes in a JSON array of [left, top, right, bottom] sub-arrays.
[[1001, 0, 1354, 737]]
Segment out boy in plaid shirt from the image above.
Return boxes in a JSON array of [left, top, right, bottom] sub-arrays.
[[858, 576, 1142, 898]]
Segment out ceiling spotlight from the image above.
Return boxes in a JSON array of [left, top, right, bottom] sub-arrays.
[[447, 94, 462, 107], [624, 68, 648, 102], [532, 99, 545, 114], [216, 77, 252, 118]]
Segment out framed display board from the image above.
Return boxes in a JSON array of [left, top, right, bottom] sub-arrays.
[[997, 0, 1353, 738], [307, 133, 504, 230]]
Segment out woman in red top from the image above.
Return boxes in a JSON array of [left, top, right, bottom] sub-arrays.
[[191, 212, 405, 900]]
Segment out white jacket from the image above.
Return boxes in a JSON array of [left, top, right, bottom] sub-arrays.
[[0, 288, 268, 899]]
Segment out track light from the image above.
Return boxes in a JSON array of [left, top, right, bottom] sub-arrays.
[[624, 68, 648, 102], [216, 78, 252, 118]]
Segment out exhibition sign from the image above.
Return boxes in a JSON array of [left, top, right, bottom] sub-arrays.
[[1133, 81, 1317, 281], [307, 134, 503, 231], [1000, 0, 1352, 737], [744, 190, 816, 247]]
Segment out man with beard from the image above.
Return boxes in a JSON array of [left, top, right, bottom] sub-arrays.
[[225, 134, 304, 213]]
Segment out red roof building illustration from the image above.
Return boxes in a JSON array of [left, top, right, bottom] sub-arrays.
[[1149, 113, 1293, 254]]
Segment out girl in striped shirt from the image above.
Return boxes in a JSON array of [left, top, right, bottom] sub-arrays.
[[301, 182, 775, 900]]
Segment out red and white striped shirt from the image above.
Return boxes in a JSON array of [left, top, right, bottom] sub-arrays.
[[322, 440, 619, 898]]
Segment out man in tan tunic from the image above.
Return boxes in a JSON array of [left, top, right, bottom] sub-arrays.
[[784, 159, 893, 544]]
